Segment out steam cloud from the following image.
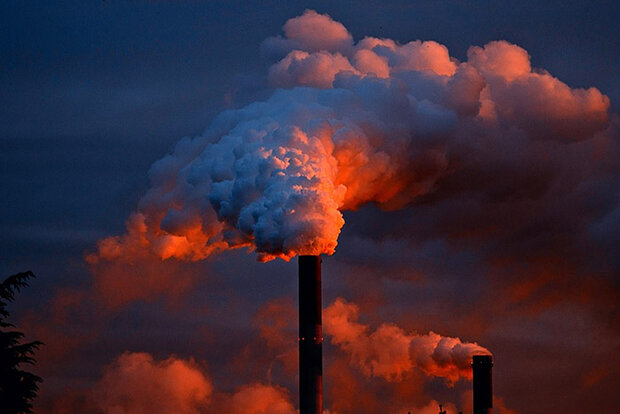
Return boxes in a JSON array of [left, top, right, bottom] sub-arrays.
[[66, 302, 489, 414], [324, 298, 489, 384], [58, 352, 297, 414], [91, 352, 212, 414], [89, 9, 610, 264]]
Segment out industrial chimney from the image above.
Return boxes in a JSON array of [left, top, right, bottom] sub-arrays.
[[298, 255, 323, 414], [472, 355, 493, 414]]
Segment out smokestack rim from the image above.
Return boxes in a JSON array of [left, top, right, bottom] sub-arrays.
[[472, 354, 493, 367]]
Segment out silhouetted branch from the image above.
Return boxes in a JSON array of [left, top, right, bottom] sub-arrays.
[[0, 271, 43, 414]]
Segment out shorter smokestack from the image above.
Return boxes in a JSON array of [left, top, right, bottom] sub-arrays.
[[472, 355, 493, 414]]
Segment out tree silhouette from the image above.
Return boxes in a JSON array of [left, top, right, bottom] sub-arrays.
[[0, 271, 43, 414]]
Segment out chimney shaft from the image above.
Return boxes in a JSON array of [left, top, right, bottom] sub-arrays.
[[472, 355, 493, 414], [299, 255, 323, 414]]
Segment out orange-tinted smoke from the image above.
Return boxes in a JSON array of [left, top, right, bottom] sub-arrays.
[[91, 352, 212, 414], [87, 10, 610, 268], [51, 351, 298, 414], [324, 298, 490, 385]]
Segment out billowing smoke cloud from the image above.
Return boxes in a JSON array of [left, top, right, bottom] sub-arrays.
[[54, 352, 297, 414], [211, 383, 295, 414], [86, 213, 205, 307], [91, 352, 212, 414], [89, 9, 611, 265], [324, 298, 490, 384]]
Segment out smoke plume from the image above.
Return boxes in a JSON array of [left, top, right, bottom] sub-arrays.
[[212, 383, 295, 414], [91, 352, 212, 414], [89, 9, 610, 264], [324, 298, 490, 384], [53, 352, 298, 414]]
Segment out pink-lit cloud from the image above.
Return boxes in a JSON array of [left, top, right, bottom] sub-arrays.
[[88, 10, 611, 268], [324, 298, 490, 384]]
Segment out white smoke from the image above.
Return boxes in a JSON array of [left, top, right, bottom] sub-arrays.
[[90, 9, 610, 263]]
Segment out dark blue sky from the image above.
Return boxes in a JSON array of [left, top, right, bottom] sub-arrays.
[[1, 2, 619, 413]]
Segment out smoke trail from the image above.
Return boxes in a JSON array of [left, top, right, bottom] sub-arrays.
[[89, 9, 609, 264], [324, 298, 490, 384], [91, 352, 212, 414], [54, 351, 297, 414]]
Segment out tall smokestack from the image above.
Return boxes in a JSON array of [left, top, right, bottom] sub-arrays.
[[298, 255, 323, 414], [472, 355, 493, 414]]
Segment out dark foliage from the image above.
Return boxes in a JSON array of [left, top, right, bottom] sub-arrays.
[[0, 271, 43, 414]]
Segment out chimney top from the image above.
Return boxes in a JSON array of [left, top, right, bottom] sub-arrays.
[[472, 355, 493, 366]]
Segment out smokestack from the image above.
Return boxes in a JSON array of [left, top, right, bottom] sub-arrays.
[[472, 355, 493, 414], [298, 255, 323, 414]]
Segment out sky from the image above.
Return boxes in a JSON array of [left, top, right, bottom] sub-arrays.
[[1, 1, 619, 413]]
